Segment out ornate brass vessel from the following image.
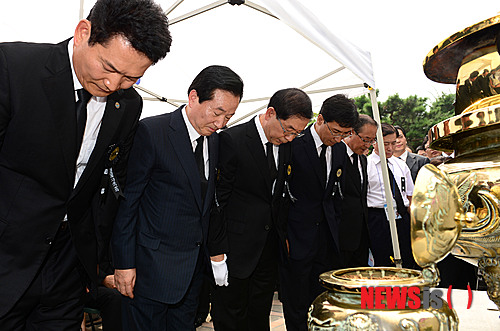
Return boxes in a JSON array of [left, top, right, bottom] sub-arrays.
[[308, 267, 457, 330], [418, 13, 500, 310]]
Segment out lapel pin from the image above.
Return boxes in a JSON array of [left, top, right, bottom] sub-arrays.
[[336, 168, 342, 177], [287, 165, 292, 176], [115, 102, 121, 109]]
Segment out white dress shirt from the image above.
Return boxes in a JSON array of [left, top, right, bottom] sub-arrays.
[[255, 115, 278, 193], [398, 150, 409, 163], [311, 123, 331, 183], [255, 116, 278, 165], [182, 105, 208, 179], [366, 153, 414, 209], [69, 40, 107, 188]]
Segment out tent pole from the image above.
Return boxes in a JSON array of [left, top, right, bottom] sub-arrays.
[[79, 0, 85, 20], [227, 70, 358, 127], [134, 85, 180, 107], [369, 88, 403, 268], [305, 83, 365, 95], [165, 0, 184, 16], [244, 1, 278, 19], [169, 0, 227, 25]]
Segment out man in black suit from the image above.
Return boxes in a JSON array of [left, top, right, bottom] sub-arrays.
[[112, 65, 243, 330], [339, 114, 378, 268], [0, 1, 171, 329], [280, 94, 358, 331], [393, 125, 430, 182], [209, 88, 313, 331]]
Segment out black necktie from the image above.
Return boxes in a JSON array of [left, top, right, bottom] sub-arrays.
[[387, 162, 407, 216], [351, 153, 361, 185], [319, 144, 327, 186], [195, 136, 208, 200], [75, 88, 91, 152], [266, 142, 277, 182]]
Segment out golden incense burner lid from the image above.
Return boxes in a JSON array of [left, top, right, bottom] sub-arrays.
[[423, 15, 500, 84]]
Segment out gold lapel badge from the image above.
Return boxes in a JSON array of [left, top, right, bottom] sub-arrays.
[[109, 147, 119, 162]]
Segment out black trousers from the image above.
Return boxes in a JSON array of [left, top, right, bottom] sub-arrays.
[[211, 231, 278, 331], [341, 220, 370, 268], [84, 286, 122, 331], [279, 221, 341, 331], [0, 222, 86, 331], [122, 249, 205, 331], [367, 208, 416, 269]]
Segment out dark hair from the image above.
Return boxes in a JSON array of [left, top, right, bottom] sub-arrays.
[[320, 94, 358, 128], [188, 65, 244, 103], [381, 123, 398, 137], [354, 114, 378, 133], [393, 125, 406, 138], [87, 0, 172, 64], [269, 88, 313, 121]]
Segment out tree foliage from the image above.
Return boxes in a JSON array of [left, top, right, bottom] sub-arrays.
[[354, 92, 455, 150]]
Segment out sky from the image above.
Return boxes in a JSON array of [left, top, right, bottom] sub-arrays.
[[1, 0, 499, 119]]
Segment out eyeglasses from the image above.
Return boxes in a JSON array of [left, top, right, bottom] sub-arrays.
[[277, 117, 305, 138], [325, 122, 352, 138], [356, 132, 377, 145]]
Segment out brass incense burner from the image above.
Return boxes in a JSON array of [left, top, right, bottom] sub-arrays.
[[308, 267, 457, 330], [419, 13, 500, 310]]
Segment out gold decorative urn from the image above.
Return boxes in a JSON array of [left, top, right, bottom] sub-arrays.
[[418, 13, 500, 310], [308, 266, 457, 330]]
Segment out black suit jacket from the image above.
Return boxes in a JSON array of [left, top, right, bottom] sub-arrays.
[[286, 126, 346, 261], [112, 107, 218, 304], [405, 152, 429, 183], [209, 118, 291, 279], [339, 147, 369, 252], [0, 40, 141, 317]]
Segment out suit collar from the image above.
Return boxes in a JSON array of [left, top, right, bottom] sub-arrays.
[[169, 107, 205, 211], [245, 119, 273, 192], [43, 39, 78, 186], [301, 127, 325, 186], [406, 152, 417, 170], [71, 91, 127, 196]]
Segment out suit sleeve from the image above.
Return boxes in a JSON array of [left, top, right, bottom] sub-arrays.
[[208, 131, 237, 256], [112, 121, 155, 269], [0, 48, 11, 150]]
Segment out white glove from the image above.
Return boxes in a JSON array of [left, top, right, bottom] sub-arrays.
[[211, 254, 229, 286]]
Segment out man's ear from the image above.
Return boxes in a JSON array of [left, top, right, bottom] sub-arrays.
[[264, 107, 275, 120], [188, 89, 199, 107], [316, 114, 324, 125], [73, 19, 92, 47]]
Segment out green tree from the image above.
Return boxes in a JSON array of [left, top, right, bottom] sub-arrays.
[[353, 92, 455, 151]]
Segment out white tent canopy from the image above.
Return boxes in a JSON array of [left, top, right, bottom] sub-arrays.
[[1, 0, 402, 266], [130, 0, 373, 124]]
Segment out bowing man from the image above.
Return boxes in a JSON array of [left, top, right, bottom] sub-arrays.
[[280, 94, 359, 331], [112, 65, 243, 330], [210, 88, 313, 331], [0, 0, 171, 329]]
